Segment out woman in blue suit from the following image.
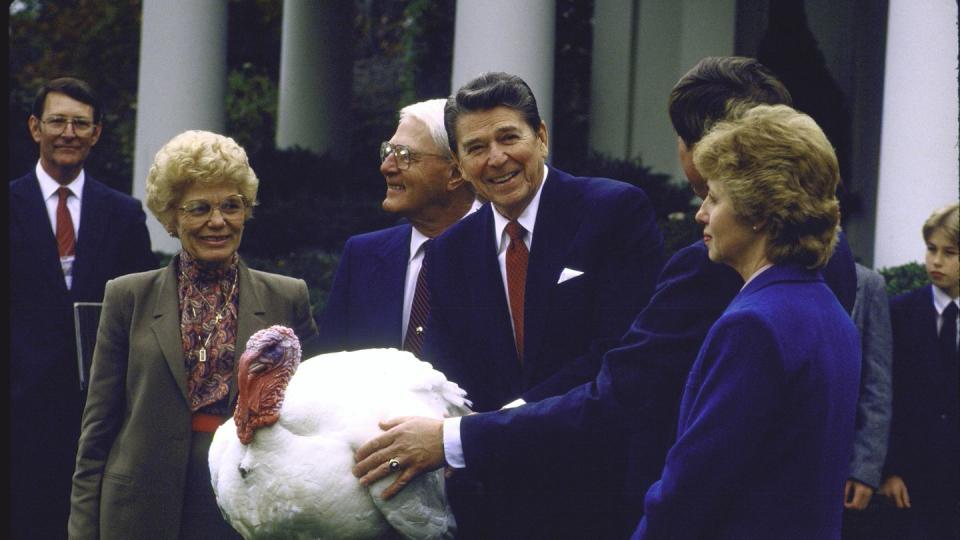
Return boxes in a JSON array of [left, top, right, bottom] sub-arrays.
[[636, 105, 861, 539]]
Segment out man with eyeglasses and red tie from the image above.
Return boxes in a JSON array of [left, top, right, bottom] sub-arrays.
[[308, 98, 478, 357], [9, 77, 156, 539]]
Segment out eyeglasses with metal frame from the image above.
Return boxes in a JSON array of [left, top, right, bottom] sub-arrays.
[[379, 141, 449, 170], [178, 194, 251, 222], [40, 116, 97, 136]]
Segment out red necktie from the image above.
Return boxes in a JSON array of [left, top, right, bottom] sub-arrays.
[[506, 221, 528, 362], [56, 187, 76, 257], [403, 240, 432, 357]]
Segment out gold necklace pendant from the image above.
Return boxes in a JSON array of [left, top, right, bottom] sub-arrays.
[[198, 348, 207, 363]]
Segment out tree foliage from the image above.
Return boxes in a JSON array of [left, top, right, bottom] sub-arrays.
[[8, 0, 143, 192]]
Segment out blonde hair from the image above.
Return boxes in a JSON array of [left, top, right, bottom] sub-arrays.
[[922, 202, 959, 245], [145, 130, 259, 230], [694, 105, 840, 269]]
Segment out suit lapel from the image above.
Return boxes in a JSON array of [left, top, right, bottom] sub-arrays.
[[523, 172, 584, 381], [10, 174, 69, 296], [373, 225, 411, 341], [911, 287, 940, 381], [72, 179, 109, 298], [152, 259, 271, 409], [475, 207, 524, 394], [230, 261, 269, 407], [151, 260, 190, 404]]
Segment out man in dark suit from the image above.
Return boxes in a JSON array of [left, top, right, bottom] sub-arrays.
[[9, 77, 156, 539], [420, 72, 663, 538], [353, 59, 857, 538], [309, 98, 476, 356]]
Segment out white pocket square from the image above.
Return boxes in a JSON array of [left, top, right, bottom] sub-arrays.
[[557, 267, 584, 284]]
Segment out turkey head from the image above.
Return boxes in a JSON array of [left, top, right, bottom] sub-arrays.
[[234, 325, 301, 444]]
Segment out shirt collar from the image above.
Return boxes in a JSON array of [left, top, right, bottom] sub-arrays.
[[493, 163, 549, 252], [931, 283, 959, 314], [409, 197, 481, 262], [741, 263, 774, 290], [36, 160, 85, 202], [408, 226, 432, 263]]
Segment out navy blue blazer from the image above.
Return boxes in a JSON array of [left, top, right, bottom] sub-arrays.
[[635, 264, 860, 539], [459, 235, 858, 538], [311, 223, 412, 354], [884, 285, 959, 504], [9, 170, 156, 539], [422, 167, 664, 413]]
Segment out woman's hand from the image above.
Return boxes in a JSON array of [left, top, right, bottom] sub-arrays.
[[352, 416, 445, 500], [878, 475, 911, 508]]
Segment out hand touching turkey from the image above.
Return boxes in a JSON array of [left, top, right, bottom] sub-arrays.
[[209, 325, 471, 539]]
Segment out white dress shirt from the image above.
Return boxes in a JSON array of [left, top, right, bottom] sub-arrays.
[[443, 164, 550, 469], [36, 161, 85, 289], [402, 199, 484, 342], [931, 284, 960, 347]]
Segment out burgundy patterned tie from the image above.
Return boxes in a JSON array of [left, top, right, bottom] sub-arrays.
[[506, 221, 528, 362], [56, 187, 76, 257], [403, 240, 432, 357]]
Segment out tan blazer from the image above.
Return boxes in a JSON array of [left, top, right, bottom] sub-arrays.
[[68, 258, 318, 539]]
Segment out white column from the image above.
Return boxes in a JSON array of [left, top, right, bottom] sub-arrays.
[[589, 0, 635, 159], [590, 0, 734, 176], [873, 0, 959, 269], [132, 0, 228, 255], [276, 0, 352, 156], [451, 0, 555, 138], [629, 0, 735, 180]]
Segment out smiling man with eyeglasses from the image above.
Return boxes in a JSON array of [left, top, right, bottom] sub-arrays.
[[9, 77, 156, 539], [309, 99, 478, 360]]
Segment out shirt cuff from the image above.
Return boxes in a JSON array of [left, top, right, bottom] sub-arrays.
[[442, 416, 466, 469], [502, 397, 526, 409]]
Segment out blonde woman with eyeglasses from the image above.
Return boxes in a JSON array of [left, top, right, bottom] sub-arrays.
[[69, 130, 318, 539]]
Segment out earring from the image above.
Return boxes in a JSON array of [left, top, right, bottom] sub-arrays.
[[752, 225, 758, 232]]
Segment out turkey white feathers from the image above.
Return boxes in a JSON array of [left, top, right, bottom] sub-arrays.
[[209, 325, 471, 540]]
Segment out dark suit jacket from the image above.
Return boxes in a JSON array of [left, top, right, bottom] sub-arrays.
[[884, 285, 959, 504], [459, 235, 858, 538], [9, 171, 156, 539], [425, 167, 664, 539], [68, 259, 318, 539], [423, 167, 664, 412], [311, 223, 411, 354], [848, 263, 893, 489], [636, 264, 860, 539]]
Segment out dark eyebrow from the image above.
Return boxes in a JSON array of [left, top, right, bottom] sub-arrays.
[[494, 125, 522, 135]]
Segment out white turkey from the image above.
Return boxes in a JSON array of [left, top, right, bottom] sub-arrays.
[[209, 325, 471, 539]]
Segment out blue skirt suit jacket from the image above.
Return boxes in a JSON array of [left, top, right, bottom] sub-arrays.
[[636, 264, 861, 539]]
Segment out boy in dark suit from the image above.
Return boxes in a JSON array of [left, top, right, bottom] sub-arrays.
[[880, 202, 959, 539]]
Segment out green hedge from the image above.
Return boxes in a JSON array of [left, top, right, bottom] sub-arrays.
[[158, 250, 929, 319], [243, 257, 931, 318], [878, 261, 928, 298]]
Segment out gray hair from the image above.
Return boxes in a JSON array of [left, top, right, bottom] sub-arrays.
[[399, 98, 453, 158]]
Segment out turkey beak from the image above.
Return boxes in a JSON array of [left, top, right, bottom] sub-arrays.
[[248, 361, 268, 374]]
